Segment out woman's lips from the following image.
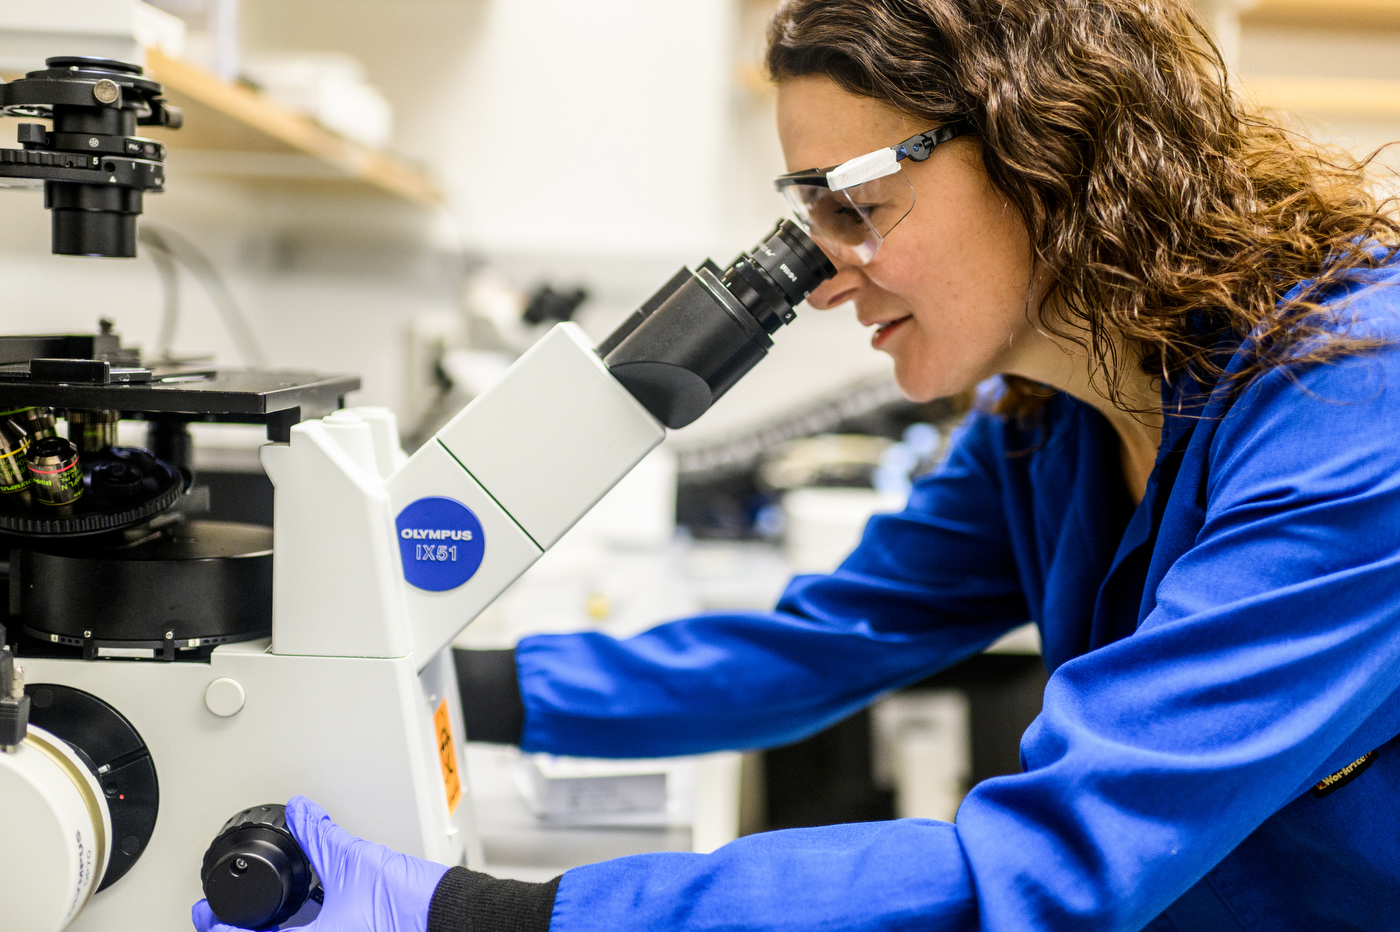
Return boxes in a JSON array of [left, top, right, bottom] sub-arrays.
[[871, 315, 911, 349]]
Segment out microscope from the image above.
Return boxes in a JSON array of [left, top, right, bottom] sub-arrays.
[[0, 57, 834, 932]]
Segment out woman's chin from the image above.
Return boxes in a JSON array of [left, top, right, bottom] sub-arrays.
[[891, 356, 982, 404], [892, 369, 952, 404]]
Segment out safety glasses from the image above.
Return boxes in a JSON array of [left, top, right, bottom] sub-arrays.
[[774, 120, 972, 265]]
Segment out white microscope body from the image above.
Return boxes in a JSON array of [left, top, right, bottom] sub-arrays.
[[3, 322, 664, 931], [0, 50, 836, 929], [0, 208, 833, 931]]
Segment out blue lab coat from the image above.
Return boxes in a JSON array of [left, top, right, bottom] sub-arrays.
[[513, 268, 1400, 931]]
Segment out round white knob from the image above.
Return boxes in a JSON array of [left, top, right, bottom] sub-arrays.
[[204, 678, 246, 717]]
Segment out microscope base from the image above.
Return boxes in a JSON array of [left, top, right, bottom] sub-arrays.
[[18, 640, 478, 932]]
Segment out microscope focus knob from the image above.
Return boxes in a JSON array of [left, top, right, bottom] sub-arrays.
[[200, 804, 321, 931]]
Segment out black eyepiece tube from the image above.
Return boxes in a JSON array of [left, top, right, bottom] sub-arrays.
[[600, 220, 835, 429], [47, 182, 143, 258]]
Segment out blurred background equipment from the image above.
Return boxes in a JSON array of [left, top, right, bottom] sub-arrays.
[[240, 51, 393, 149]]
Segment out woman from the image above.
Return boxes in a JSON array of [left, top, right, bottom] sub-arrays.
[[196, 1, 1400, 930]]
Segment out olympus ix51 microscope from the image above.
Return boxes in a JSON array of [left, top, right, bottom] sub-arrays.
[[0, 56, 835, 932]]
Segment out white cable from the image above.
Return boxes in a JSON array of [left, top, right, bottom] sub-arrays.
[[138, 225, 267, 368], [140, 227, 181, 361]]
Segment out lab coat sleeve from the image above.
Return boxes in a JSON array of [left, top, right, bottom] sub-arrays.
[[514, 411, 1032, 758], [544, 343, 1400, 932]]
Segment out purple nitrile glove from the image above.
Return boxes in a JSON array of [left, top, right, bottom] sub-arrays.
[[192, 796, 451, 932]]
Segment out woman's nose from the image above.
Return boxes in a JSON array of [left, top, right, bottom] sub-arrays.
[[804, 260, 866, 310]]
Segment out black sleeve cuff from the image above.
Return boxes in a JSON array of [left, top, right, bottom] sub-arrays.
[[427, 866, 560, 932], [453, 648, 526, 745]]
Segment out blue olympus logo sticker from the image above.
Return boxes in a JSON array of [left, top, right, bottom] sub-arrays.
[[395, 497, 486, 592]]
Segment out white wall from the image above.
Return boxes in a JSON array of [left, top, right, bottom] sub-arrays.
[[243, 0, 755, 259], [429, 0, 737, 258]]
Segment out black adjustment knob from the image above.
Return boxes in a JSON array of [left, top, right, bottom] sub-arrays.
[[201, 804, 322, 931], [16, 123, 48, 147]]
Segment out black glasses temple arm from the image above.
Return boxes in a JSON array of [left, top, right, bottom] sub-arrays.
[[895, 119, 974, 162]]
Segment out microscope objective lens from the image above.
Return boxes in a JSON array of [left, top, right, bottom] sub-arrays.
[[27, 437, 83, 507], [0, 419, 32, 506]]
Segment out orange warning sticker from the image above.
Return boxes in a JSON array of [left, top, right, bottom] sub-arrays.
[[433, 699, 462, 815]]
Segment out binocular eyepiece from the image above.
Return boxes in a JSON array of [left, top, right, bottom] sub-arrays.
[[599, 219, 836, 429]]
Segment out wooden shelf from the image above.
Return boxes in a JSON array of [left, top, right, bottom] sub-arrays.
[[1242, 0, 1400, 30], [140, 48, 441, 205], [1244, 74, 1400, 119]]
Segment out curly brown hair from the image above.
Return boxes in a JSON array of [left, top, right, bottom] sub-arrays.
[[766, 0, 1400, 418]]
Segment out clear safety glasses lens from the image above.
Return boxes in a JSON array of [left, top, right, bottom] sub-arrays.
[[778, 172, 915, 266]]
